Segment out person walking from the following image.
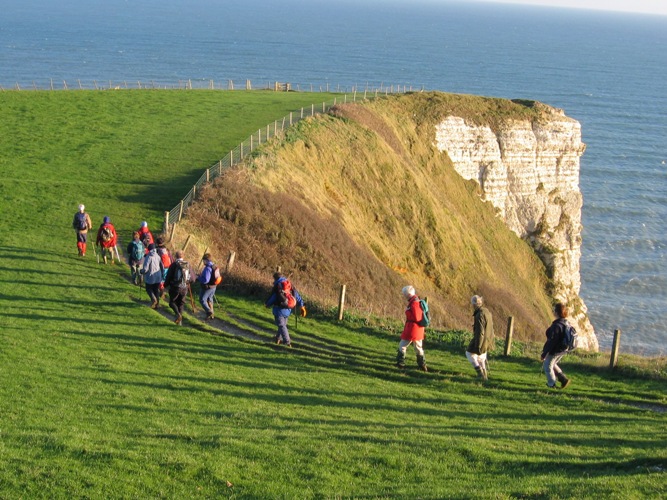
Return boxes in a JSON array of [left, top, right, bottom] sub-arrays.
[[137, 221, 154, 254], [466, 295, 494, 380], [265, 272, 306, 346], [163, 250, 191, 325], [72, 204, 93, 257], [396, 286, 428, 371], [126, 231, 145, 285], [95, 216, 118, 264], [541, 303, 573, 389], [197, 253, 221, 320], [141, 243, 164, 309], [155, 236, 172, 298]]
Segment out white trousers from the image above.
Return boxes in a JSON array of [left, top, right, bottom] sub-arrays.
[[398, 339, 425, 357], [466, 351, 487, 369]]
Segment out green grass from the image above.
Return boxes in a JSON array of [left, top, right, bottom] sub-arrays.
[[0, 90, 665, 498]]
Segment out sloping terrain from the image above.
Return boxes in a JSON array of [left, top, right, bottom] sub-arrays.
[[181, 92, 556, 341]]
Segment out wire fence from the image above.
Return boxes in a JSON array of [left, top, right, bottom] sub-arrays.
[[163, 86, 421, 234], [1, 78, 422, 94]]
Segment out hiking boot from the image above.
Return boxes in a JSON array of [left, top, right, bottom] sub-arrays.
[[475, 366, 488, 381], [150, 301, 158, 309], [174, 315, 182, 326], [396, 350, 406, 369], [557, 373, 570, 389], [205, 313, 214, 320], [417, 355, 428, 372], [274, 335, 282, 345]]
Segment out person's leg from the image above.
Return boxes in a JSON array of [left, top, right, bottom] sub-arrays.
[[275, 314, 291, 345], [466, 351, 487, 379], [199, 287, 214, 317], [543, 353, 565, 387], [414, 340, 427, 371], [396, 339, 411, 367], [146, 283, 160, 307]]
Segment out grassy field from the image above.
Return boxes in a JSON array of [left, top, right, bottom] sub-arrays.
[[0, 90, 665, 498]]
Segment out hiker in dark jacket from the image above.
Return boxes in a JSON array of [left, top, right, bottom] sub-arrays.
[[197, 253, 219, 320], [466, 295, 494, 380], [126, 231, 145, 285], [265, 272, 306, 347], [541, 303, 572, 389], [141, 243, 164, 309], [72, 204, 93, 257], [163, 250, 190, 325]]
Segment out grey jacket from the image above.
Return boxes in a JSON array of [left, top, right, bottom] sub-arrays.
[[142, 249, 164, 285]]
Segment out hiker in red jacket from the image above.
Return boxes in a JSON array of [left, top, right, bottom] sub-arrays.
[[396, 285, 428, 371], [137, 221, 154, 254], [96, 216, 118, 264]]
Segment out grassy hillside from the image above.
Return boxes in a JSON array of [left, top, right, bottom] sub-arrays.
[[0, 90, 665, 498], [181, 92, 556, 341]]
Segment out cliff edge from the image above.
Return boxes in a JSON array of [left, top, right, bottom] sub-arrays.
[[434, 101, 597, 350]]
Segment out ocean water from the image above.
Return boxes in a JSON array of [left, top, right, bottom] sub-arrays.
[[2, 0, 665, 355]]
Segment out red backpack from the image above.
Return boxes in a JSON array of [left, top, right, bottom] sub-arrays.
[[276, 279, 297, 309], [157, 247, 172, 268]]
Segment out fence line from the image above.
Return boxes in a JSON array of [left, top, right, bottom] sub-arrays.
[[162, 87, 421, 234], [0, 78, 423, 94]]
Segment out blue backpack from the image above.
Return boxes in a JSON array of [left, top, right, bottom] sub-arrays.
[[74, 212, 87, 231], [130, 240, 144, 261], [562, 324, 579, 352]]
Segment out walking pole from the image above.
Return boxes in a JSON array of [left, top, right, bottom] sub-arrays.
[[94, 244, 99, 264], [187, 283, 197, 313], [114, 244, 122, 263]]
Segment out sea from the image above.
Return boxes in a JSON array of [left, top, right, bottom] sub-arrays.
[[2, 0, 665, 355]]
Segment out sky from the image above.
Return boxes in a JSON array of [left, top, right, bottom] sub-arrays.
[[477, 0, 667, 15]]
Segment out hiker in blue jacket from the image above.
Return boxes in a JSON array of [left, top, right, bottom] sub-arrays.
[[541, 303, 572, 389], [265, 272, 306, 347], [197, 253, 218, 320]]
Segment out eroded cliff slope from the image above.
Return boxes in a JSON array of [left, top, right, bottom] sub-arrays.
[[182, 92, 597, 349]]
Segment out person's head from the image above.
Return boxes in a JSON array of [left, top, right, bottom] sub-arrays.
[[103, 216, 110, 224], [78, 204, 85, 213], [273, 272, 282, 281], [141, 221, 148, 228], [174, 250, 183, 260], [202, 252, 212, 264], [156, 236, 165, 247], [133, 231, 140, 240], [401, 285, 416, 299], [554, 303, 568, 319], [471, 295, 483, 309], [148, 243, 156, 251]]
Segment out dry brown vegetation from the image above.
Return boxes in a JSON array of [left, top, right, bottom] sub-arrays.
[[179, 92, 559, 340]]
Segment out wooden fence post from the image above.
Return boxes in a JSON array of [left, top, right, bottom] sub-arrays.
[[504, 316, 514, 356], [178, 200, 184, 222], [163, 211, 169, 235], [610, 329, 622, 369], [337, 284, 347, 321]]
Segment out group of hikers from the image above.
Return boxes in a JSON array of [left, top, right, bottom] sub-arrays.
[[397, 286, 575, 388], [74, 204, 575, 389]]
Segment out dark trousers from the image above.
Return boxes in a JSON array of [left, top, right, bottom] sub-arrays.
[[169, 287, 186, 316], [146, 283, 161, 304]]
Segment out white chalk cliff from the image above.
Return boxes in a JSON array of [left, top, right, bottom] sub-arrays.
[[434, 105, 598, 350]]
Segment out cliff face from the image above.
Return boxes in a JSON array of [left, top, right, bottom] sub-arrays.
[[434, 105, 598, 350]]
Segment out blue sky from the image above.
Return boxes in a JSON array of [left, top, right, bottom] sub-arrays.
[[477, 0, 667, 15]]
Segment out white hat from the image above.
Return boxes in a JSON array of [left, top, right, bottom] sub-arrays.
[[78, 204, 85, 212], [471, 295, 483, 306], [402, 285, 415, 298]]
